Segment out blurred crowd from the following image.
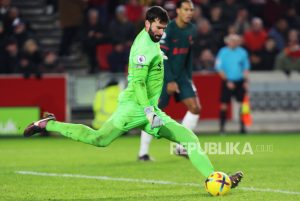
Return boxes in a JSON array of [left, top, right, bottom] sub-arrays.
[[0, 0, 300, 77], [0, 0, 63, 78]]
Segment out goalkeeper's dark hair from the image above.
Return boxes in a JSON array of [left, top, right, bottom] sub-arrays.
[[146, 6, 169, 24], [176, 0, 193, 9]]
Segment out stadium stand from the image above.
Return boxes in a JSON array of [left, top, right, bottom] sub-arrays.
[[1, 0, 300, 133]]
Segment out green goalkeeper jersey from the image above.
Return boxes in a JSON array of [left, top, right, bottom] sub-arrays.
[[119, 29, 164, 108]]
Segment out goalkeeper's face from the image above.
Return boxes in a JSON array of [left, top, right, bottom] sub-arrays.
[[146, 19, 167, 42]]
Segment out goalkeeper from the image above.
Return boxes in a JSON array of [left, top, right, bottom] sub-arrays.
[[24, 6, 242, 186]]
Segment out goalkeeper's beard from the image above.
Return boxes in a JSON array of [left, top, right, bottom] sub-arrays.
[[148, 25, 162, 43]]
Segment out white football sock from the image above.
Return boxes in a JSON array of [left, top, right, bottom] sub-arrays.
[[182, 111, 199, 130], [176, 111, 199, 152], [139, 130, 153, 156]]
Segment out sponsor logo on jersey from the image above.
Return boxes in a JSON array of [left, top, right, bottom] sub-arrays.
[[172, 47, 189, 55]]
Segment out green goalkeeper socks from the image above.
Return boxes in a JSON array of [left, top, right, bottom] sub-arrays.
[[46, 120, 124, 147], [159, 122, 214, 177]]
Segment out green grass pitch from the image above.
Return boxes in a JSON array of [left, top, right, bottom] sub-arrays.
[[1, 133, 300, 201]]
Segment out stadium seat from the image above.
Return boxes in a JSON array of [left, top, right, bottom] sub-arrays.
[[96, 44, 113, 71]]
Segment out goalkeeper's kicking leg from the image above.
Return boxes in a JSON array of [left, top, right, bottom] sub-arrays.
[[159, 122, 243, 188]]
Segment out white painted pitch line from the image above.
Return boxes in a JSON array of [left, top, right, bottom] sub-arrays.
[[16, 170, 198, 187], [239, 187, 300, 195], [16, 171, 300, 196]]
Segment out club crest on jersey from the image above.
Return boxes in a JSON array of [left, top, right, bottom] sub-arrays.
[[137, 55, 146, 64]]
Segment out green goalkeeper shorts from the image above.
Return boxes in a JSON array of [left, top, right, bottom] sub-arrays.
[[108, 101, 175, 138]]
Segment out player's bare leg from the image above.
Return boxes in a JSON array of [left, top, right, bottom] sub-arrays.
[[238, 103, 247, 134], [220, 103, 227, 134], [220, 103, 245, 134]]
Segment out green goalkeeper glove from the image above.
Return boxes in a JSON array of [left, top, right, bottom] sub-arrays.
[[144, 106, 164, 129]]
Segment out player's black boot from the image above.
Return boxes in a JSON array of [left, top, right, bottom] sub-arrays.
[[229, 171, 244, 188], [24, 112, 56, 137], [138, 154, 153, 161]]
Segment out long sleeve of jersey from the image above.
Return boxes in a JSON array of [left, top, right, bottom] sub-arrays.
[[160, 28, 175, 83], [186, 47, 193, 79], [131, 64, 151, 108], [187, 27, 196, 79]]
